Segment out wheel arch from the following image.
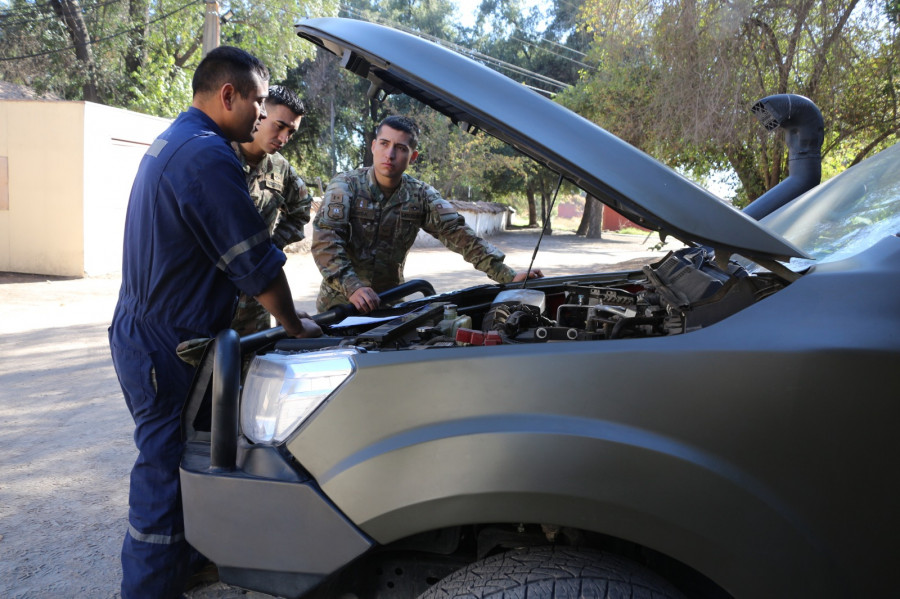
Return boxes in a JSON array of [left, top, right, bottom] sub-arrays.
[[314, 427, 842, 598]]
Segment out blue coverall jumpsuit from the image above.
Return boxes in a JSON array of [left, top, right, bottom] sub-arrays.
[[109, 107, 287, 598]]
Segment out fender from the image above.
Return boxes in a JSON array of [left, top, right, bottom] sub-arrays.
[[287, 247, 900, 598]]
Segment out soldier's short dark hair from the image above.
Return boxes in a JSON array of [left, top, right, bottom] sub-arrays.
[[266, 85, 306, 117], [192, 46, 269, 99], [376, 115, 420, 150]]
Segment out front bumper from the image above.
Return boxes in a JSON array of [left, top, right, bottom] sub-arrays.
[[179, 330, 372, 598]]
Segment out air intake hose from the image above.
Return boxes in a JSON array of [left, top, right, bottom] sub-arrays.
[[743, 94, 824, 220]]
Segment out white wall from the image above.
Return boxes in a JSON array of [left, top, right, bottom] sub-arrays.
[[0, 100, 169, 277], [414, 207, 508, 248], [83, 104, 170, 275], [0, 101, 85, 276]]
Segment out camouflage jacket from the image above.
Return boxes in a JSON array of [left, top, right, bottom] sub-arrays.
[[230, 144, 313, 335], [232, 142, 313, 249], [312, 166, 515, 311]]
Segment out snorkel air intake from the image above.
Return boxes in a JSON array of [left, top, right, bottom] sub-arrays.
[[743, 94, 824, 220]]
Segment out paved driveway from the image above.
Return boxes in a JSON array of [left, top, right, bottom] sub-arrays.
[[0, 230, 669, 598]]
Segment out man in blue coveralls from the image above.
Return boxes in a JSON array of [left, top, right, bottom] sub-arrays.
[[109, 46, 321, 598]]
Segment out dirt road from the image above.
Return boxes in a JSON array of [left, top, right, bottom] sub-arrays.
[[0, 230, 669, 598]]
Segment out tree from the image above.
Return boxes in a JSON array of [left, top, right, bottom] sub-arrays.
[[0, 0, 337, 113], [281, 45, 373, 184], [48, 0, 98, 101], [286, 0, 508, 190], [562, 0, 900, 206], [463, 0, 592, 227], [576, 194, 603, 238], [0, 0, 98, 98]]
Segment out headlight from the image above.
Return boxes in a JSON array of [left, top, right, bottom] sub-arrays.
[[240, 349, 356, 444]]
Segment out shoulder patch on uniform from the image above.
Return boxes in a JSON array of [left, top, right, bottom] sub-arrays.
[[434, 199, 456, 215], [401, 203, 424, 221], [146, 138, 167, 158], [327, 203, 346, 220], [264, 172, 284, 192]]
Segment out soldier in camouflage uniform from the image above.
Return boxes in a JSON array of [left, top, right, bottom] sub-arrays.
[[230, 85, 313, 335], [312, 115, 542, 314]]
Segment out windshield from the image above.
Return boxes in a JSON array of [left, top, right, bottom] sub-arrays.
[[758, 142, 900, 271]]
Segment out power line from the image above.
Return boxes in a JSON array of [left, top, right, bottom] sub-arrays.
[[462, 0, 590, 59], [376, 6, 595, 84], [516, 0, 591, 59], [534, 34, 588, 58], [0, 0, 54, 19], [509, 34, 593, 70], [451, 30, 590, 81], [550, 0, 590, 25], [0, 0, 195, 62], [338, 5, 574, 93], [0, 0, 594, 86], [0, 0, 122, 24], [424, 31, 572, 91]]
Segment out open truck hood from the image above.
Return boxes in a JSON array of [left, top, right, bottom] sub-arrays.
[[295, 17, 807, 262]]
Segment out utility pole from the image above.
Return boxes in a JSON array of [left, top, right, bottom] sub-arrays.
[[201, 0, 221, 57]]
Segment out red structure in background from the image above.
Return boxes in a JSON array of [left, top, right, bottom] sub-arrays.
[[555, 200, 648, 233], [557, 202, 580, 219], [602, 205, 649, 232]]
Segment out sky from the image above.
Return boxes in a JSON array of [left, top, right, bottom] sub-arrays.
[[452, 0, 482, 28], [451, 0, 546, 29]]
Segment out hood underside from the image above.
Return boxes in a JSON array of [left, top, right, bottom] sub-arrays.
[[295, 17, 807, 262]]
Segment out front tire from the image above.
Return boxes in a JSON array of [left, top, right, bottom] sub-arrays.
[[417, 546, 686, 599]]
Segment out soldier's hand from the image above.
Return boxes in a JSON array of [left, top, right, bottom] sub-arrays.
[[350, 287, 381, 314], [512, 268, 544, 282], [284, 316, 322, 338]]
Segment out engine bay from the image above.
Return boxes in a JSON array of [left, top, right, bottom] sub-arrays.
[[272, 247, 786, 354]]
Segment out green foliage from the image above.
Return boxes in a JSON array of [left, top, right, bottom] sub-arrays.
[[888, 0, 900, 24], [0, 0, 90, 97], [406, 105, 531, 202], [0, 0, 336, 113], [221, 0, 337, 81], [278, 49, 367, 188], [562, 0, 900, 205], [617, 226, 651, 236], [126, 55, 193, 118], [5, 0, 899, 213]]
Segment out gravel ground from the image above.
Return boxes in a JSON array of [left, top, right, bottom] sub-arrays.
[[0, 230, 671, 598]]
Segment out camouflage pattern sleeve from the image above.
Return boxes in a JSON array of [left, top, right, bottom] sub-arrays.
[[312, 175, 367, 299], [271, 164, 312, 249], [420, 186, 516, 284]]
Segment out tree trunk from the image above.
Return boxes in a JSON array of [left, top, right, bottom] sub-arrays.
[[362, 99, 385, 167], [50, 0, 99, 102], [576, 196, 590, 235], [577, 194, 603, 238], [174, 42, 200, 69], [724, 144, 770, 206], [329, 99, 337, 178], [124, 0, 150, 77], [121, 0, 151, 104], [540, 192, 552, 235], [525, 186, 538, 227]]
